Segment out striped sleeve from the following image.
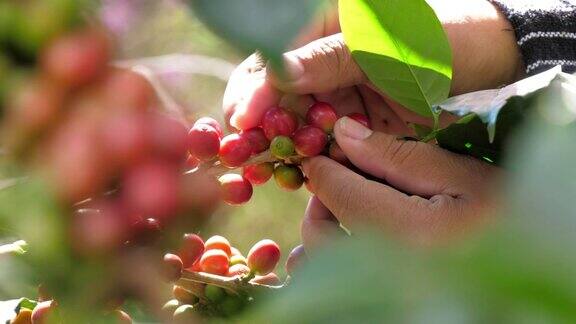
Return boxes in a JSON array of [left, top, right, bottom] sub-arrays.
[[490, 0, 576, 75]]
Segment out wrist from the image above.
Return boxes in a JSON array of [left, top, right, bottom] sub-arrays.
[[428, 0, 525, 95]]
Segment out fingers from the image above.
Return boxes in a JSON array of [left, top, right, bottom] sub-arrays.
[[267, 34, 367, 95], [302, 155, 428, 233], [301, 196, 346, 253], [333, 117, 488, 198]]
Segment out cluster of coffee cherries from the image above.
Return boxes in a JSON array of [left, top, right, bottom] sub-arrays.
[[160, 234, 307, 320], [188, 102, 370, 205]]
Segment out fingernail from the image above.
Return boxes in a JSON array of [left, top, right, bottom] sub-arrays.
[[336, 117, 373, 140], [282, 54, 305, 81]]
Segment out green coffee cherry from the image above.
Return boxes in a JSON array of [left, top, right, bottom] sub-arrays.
[[221, 296, 245, 317], [274, 164, 304, 191], [204, 285, 226, 303], [270, 136, 294, 159]]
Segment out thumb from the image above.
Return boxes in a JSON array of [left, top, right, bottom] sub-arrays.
[[268, 33, 367, 94], [334, 117, 483, 198]]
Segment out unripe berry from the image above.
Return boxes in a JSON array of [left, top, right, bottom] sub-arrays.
[[247, 239, 281, 275], [161, 299, 181, 316], [270, 136, 295, 159], [200, 249, 230, 275], [261, 107, 298, 140], [250, 273, 282, 286], [219, 134, 252, 168], [227, 263, 251, 277], [293, 126, 328, 157], [243, 162, 274, 185], [274, 165, 304, 191], [178, 234, 205, 268], [285, 244, 307, 276], [204, 285, 226, 303], [173, 304, 195, 322], [306, 102, 338, 133], [31, 300, 55, 324], [204, 235, 232, 256], [218, 174, 253, 205], [172, 286, 198, 305], [162, 253, 183, 282], [194, 117, 223, 138], [240, 127, 270, 154], [347, 113, 371, 129], [229, 254, 247, 266], [187, 124, 221, 161], [221, 296, 244, 316]]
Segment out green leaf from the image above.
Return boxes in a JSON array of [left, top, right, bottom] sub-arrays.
[[339, 0, 452, 117], [188, 0, 324, 66]]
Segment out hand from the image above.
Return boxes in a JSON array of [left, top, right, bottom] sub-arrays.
[[301, 117, 501, 249], [223, 0, 524, 133]]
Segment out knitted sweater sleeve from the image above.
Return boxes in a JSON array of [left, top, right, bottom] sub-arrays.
[[489, 0, 576, 75]]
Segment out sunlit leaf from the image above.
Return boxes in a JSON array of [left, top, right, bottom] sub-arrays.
[[339, 0, 452, 117]]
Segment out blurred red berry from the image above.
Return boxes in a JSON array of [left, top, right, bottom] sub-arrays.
[[194, 117, 223, 138], [204, 235, 232, 256], [218, 174, 253, 205], [200, 249, 230, 275], [261, 107, 298, 140], [178, 233, 205, 268], [243, 162, 274, 185], [187, 124, 221, 161]]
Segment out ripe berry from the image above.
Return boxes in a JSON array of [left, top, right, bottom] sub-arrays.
[[149, 115, 189, 162], [204, 285, 226, 303], [218, 174, 253, 205], [250, 273, 282, 286], [200, 249, 230, 275], [240, 127, 270, 154], [227, 263, 251, 277], [286, 244, 307, 276], [247, 239, 281, 275], [185, 155, 200, 169], [219, 134, 252, 168], [100, 112, 148, 167], [172, 286, 198, 305], [179, 234, 205, 268], [194, 117, 223, 138], [261, 107, 298, 140], [274, 165, 304, 191], [131, 218, 163, 246], [230, 254, 247, 266], [187, 124, 221, 161], [293, 126, 328, 157], [270, 136, 295, 159], [162, 253, 183, 282], [306, 102, 338, 133], [347, 113, 371, 129], [204, 235, 232, 256], [243, 162, 274, 185], [123, 160, 179, 219], [31, 300, 55, 324]]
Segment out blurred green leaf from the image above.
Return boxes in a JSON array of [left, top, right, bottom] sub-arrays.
[[0, 240, 27, 256], [339, 0, 452, 117], [188, 0, 324, 67]]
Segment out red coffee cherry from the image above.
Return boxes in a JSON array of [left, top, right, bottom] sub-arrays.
[[347, 113, 371, 129], [200, 249, 230, 275], [187, 123, 221, 161], [240, 127, 270, 154], [306, 102, 338, 133], [204, 235, 232, 256], [219, 134, 252, 168], [261, 106, 298, 140], [162, 253, 183, 282], [218, 174, 253, 205], [178, 233, 205, 268], [247, 239, 281, 275], [195, 117, 223, 138], [292, 126, 328, 157], [227, 264, 251, 277], [243, 162, 274, 185], [250, 273, 282, 286]]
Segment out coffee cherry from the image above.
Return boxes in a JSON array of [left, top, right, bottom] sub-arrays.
[[187, 123, 221, 161], [261, 107, 298, 140], [204, 235, 232, 256], [131, 218, 163, 246], [347, 113, 371, 129], [185, 155, 200, 169], [179, 234, 205, 268], [100, 112, 148, 167], [221, 296, 245, 316], [247, 239, 281, 275], [71, 206, 128, 256], [149, 115, 189, 163], [173, 304, 195, 322], [328, 142, 350, 166], [274, 165, 304, 191], [199, 249, 229, 275], [122, 160, 179, 219], [101, 69, 154, 112], [229, 254, 247, 266], [194, 117, 223, 138], [230, 247, 243, 256], [172, 286, 198, 305], [243, 162, 274, 185], [270, 136, 295, 159], [204, 285, 226, 303], [240, 127, 270, 154], [293, 126, 328, 157], [31, 300, 55, 324], [286, 244, 307, 276], [227, 263, 251, 277], [162, 253, 183, 282], [250, 273, 282, 286], [218, 174, 253, 205], [306, 102, 338, 133], [161, 299, 181, 316], [219, 134, 252, 168]]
